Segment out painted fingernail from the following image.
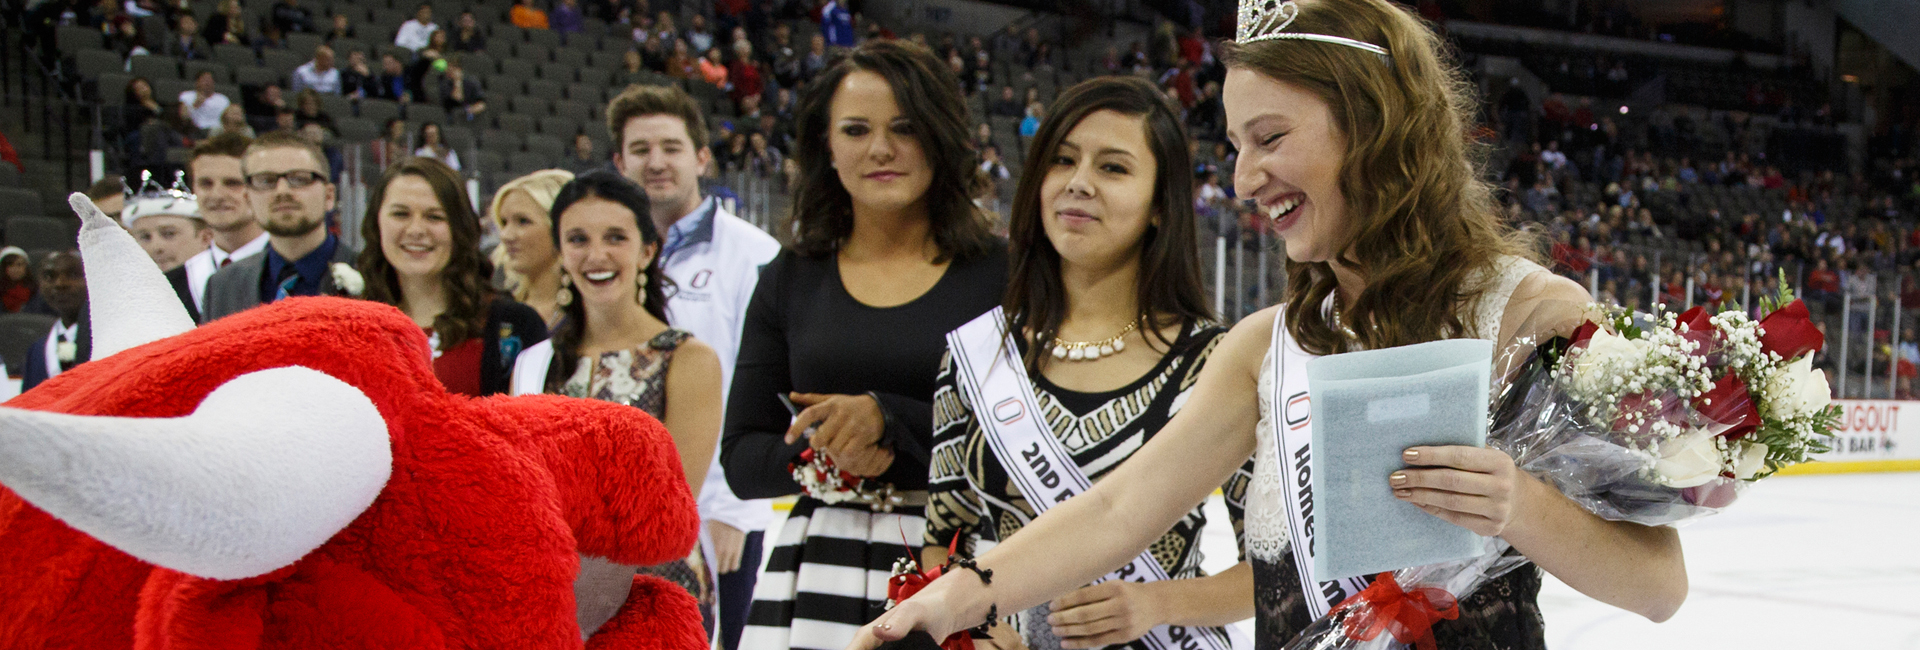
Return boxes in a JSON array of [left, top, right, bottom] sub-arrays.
[[1389, 472, 1408, 486], [1403, 449, 1420, 462], [1394, 488, 1412, 498]]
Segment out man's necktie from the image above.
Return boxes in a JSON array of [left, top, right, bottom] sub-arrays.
[[219, 257, 232, 269], [274, 265, 301, 302]]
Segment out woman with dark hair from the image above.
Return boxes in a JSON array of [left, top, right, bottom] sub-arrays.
[[723, 39, 1005, 650], [508, 169, 725, 638], [413, 123, 461, 171], [359, 157, 547, 396], [855, 1, 1685, 648], [924, 76, 1254, 650], [1, 247, 38, 313]]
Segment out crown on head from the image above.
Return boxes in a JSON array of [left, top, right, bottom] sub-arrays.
[[120, 169, 201, 227], [1235, 0, 1390, 59]]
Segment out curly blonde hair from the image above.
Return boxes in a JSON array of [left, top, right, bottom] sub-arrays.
[[486, 169, 574, 301], [1223, 0, 1539, 356]]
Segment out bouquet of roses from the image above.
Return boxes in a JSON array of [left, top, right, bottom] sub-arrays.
[[789, 448, 914, 511], [1283, 282, 1838, 650]]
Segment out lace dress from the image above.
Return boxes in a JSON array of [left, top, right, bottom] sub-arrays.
[[1244, 257, 1549, 650], [561, 329, 716, 630]]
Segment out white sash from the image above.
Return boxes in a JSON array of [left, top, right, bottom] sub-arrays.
[[948, 308, 1244, 650], [1267, 311, 1374, 619], [509, 340, 555, 396]]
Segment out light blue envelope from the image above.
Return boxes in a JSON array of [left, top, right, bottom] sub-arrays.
[[1304, 338, 1492, 580]]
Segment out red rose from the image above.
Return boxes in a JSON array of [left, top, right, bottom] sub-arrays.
[[1758, 299, 1823, 360], [1675, 306, 1719, 357], [1570, 321, 1599, 346], [1693, 373, 1761, 440]]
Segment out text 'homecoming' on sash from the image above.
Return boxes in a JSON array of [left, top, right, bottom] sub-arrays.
[[1268, 311, 1374, 619], [948, 308, 1241, 650]]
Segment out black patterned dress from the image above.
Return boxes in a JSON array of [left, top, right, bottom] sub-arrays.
[[926, 321, 1256, 650], [561, 328, 717, 630]]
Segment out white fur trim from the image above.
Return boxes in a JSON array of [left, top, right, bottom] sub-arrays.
[[0, 366, 392, 579], [69, 193, 196, 358]]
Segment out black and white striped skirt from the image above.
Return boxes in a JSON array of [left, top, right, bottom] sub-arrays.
[[740, 497, 926, 650]]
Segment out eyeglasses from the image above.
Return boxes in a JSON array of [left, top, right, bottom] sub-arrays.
[[246, 170, 328, 191]]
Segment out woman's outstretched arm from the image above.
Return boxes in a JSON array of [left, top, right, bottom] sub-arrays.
[[847, 308, 1280, 649]]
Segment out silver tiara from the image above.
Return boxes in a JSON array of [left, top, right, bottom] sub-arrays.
[[1236, 0, 1390, 58]]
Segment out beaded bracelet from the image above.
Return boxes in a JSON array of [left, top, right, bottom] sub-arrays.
[[946, 556, 997, 635]]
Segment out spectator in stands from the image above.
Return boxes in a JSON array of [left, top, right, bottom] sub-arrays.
[[374, 118, 409, 169], [744, 131, 783, 180], [292, 89, 335, 134], [649, 11, 676, 46], [1020, 102, 1042, 138], [339, 50, 373, 99], [395, 3, 439, 52], [360, 157, 545, 395], [616, 48, 648, 85], [271, 0, 314, 34], [0, 247, 35, 313], [989, 85, 1021, 118], [449, 10, 485, 52], [686, 13, 713, 53], [558, 133, 602, 175], [324, 12, 355, 42], [970, 122, 992, 153], [440, 60, 486, 120], [108, 17, 152, 61], [203, 132, 357, 320], [209, 104, 253, 138], [550, 0, 583, 35], [413, 123, 460, 171], [369, 53, 410, 102], [509, 0, 547, 30], [697, 46, 729, 88], [802, 33, 828, 81], [85, 176, 128, 224], [977, 141, 1008, 188], [161, 13, 209, 60], [767, 22, 800, 88], [291, 44, 342, 95], [20, 250, 89, 392], [181, 133, 268, 319], [727, 40, 762, 105], [404, 30, 451, 97], [178, 70, 231, 133], [664, 38, 695, 79], [205, 0, 249, 45], [489, 169, 571, 326]]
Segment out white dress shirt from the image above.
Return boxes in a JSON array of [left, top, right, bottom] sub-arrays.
[[178, 91, 231, 130], [183, 232, 269, 314], [394, 19, 439, 51]]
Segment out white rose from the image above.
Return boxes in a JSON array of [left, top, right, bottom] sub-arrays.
[[1569, 329, 1643, 390], [1732, 441, 1770, 480], [1763, 356, 1831, 420], [1654, 430, 1724, 488], [330, 263, 366, 297]]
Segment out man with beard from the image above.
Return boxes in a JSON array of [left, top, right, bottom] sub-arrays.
[[178, 133, 269, 320], [201, 132, 357, 322], [20, 251, 89, 391]]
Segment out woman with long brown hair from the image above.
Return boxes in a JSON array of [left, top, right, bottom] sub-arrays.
[[852, 1, 1687, 648], [925, 76, 1256, 650], [722, 39, 1004, 650], [359, 157, 546, 396]]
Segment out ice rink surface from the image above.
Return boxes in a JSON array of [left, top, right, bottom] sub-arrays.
[[761, 472, 1920, 648]]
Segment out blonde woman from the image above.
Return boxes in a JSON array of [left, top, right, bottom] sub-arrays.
[[852, 1, 1687, 648], [490, 169, 573, 326]]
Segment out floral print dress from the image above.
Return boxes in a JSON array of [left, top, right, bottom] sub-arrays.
[[562, 328, 715, 631]]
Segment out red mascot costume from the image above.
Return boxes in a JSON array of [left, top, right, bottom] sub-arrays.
[[0, 194, 709, 650]]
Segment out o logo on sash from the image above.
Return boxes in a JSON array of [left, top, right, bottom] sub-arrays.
[[992, 398, 1025, 424], [1285, 392, 1311, 430], [691, 269, 712, 289]]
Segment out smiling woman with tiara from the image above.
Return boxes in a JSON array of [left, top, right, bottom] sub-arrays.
[[847, 1, 1689, 649]]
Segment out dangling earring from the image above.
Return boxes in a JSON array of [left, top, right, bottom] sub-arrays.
[[634, 270, 649, 304], [556, 273, 574, 307]]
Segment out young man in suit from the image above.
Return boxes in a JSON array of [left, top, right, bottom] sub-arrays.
[[180, 133, 270, 320], [21, 251, 89, 391], [201, 132, 357, 322]]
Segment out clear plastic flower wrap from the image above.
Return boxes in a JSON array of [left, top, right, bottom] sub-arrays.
[[1280, 291, 1837, 650]]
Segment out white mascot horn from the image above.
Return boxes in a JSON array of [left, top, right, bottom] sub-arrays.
[[0, 367, 392, 580], [69, 192, 196, 357]]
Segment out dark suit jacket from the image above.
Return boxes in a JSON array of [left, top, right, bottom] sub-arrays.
[[164, 265, 203, 323], [21, 312, 90, 392], [201, 242, 360, 323]]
